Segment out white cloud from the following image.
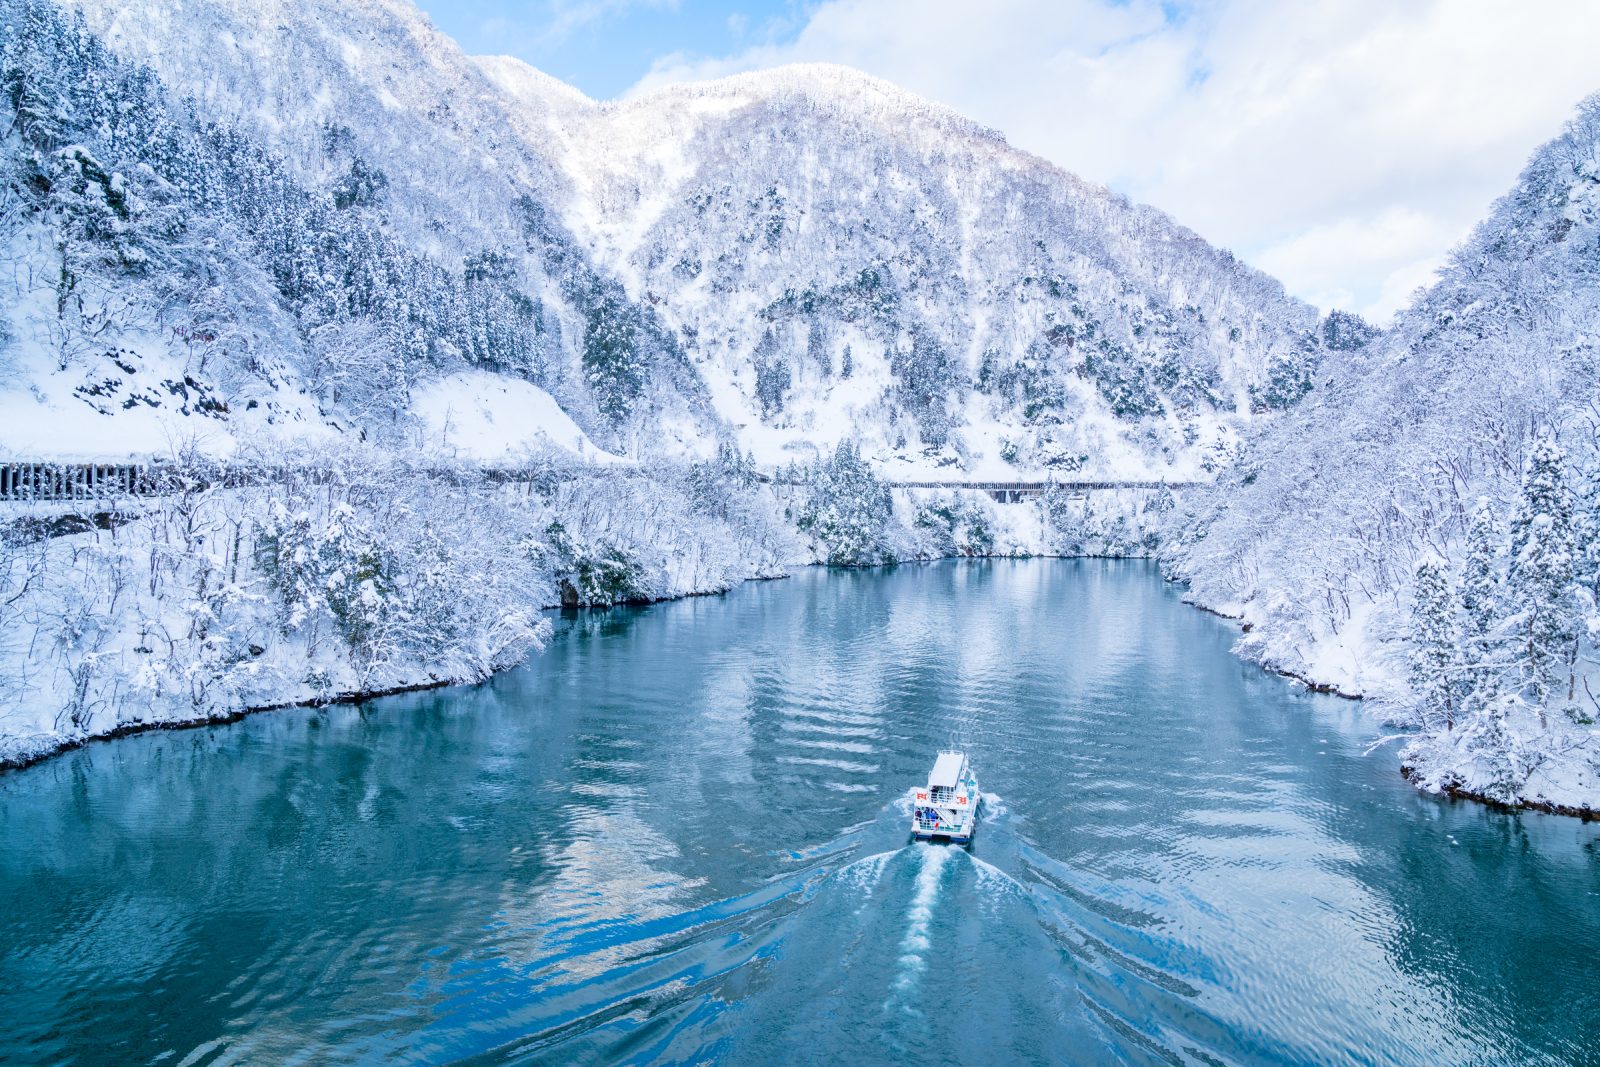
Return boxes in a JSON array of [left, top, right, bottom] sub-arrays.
[[1253, 208, 1458, 322], [627, 0, 1600, 323], [538, 0, 679, 46]]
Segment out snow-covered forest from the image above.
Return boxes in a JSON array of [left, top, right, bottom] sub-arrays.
[[0, 0, 1597, 814], [1169, 96, 1600, 812], [0, 444, 802, 764]]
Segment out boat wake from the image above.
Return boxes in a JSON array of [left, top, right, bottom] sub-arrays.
[[891, 845, 951, 1000], [416, 795, 1238, 1065]]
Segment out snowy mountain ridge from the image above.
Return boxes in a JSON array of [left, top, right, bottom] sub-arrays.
[[1170, 94, 1600, 812], [499, 56, 1327, 477], [4, 0, 1334, 478]]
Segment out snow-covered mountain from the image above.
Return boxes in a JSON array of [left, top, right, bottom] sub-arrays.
[[489, 59, 1328, 477], [1170, 95, 1600, 812], [2, 0, 707, 461], [4, 0, 1598, 813], [2, 0, 1333, 473]]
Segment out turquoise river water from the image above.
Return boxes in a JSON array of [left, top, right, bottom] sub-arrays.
[[2, 560, 1598, 1064]]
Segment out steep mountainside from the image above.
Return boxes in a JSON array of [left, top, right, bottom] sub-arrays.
[[1170, 95, 1600, 811], [493, 60, 1328, 477], [5, 0, 707, 459], [2, 0, 1333, 473]]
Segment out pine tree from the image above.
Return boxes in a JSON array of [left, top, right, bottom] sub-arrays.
[[891, 328, 956, 446], [796, 441, 893, 566], [805, 318, 830, 375], [1409, 556, 1464, 731], [1459, 497, 1507, 711], [1506, 437, 1578, 717], [582, 292, 645, 422], [1572, 463, 1600, 606], [1464, 692, 1524, 805], [1509, 437, 1573, 562]]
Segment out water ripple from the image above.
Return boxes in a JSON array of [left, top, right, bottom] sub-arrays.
[[2, 561, 1596, 1065]]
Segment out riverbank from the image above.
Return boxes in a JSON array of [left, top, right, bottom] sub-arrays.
[[0, 550, 1107, 773], [1, 452, 1179, 773], [1400, 766, 1600, 822], [1173, 567, 1600, 818], [9, 557, 1596, 1066], [0, 449, 798, 771], [8, 473, 1592, 823]]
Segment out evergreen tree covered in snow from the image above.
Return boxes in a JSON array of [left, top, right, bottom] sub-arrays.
[[1319, 309, 1378, 352], [1459, 497, 1508, 712], [752, 328, 793, 419], [1408, 556, 1464, 731], [1506, 438, 1578, 711], [581, 291, 648, 423], [890, 329, 958, 447], [795, 442, 894, 566]]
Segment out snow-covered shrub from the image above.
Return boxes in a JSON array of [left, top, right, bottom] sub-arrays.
[[256, 501, 396, 661], [1042, 486, 1168, 557], [913, 496, 994, 557], [794, 442, 895, 566], [533, 520, 653, 608]]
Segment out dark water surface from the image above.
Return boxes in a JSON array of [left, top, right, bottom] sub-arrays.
[[3, 560, 1598, 1065]]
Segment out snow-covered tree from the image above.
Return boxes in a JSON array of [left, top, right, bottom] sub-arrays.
[[1506, 438, 1578, 713], [1459, 497, 1508, 712], [795, 442, 894, 566], [752, 328, 793, 419], [1408, 555, 1464, 731], [1460, 693, 1526, 806]]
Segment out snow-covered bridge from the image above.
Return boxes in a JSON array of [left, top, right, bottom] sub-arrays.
[[755, 473, 1203, 503], [0, 462, 1202, 505], [881, 479, 1200, 503]]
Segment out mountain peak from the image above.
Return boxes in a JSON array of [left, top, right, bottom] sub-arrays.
[[617, 61, 1008, 146], [474, 53, 598, 114]]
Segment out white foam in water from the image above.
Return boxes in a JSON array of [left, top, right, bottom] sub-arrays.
[[892, 788, 919, 818], [965, 853, 1024, 895], [833, 850, 896, 896], [979, 791, 1008, 818], [963, 852, 1027, 918], [893, 846, 950, 996]]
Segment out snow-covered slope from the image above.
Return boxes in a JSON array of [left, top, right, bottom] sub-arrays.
[[3, 0, 1334, 475], [1170, 95, 1600, 812], [410, 371, 619, 461], [504, 60, 1328, 477], [3, 0, 708, 460]]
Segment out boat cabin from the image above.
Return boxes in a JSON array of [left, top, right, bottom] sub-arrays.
[[912, 750, 979, 842], [928, 751, 965, 804]]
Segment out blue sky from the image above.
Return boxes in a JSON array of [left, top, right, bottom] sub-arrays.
[[414, 1, 807, 100], [414, 0, 1600, 324]]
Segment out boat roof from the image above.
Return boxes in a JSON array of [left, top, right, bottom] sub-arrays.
[[929, 751, 965, 789]]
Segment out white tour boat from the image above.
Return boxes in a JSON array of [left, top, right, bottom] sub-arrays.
[[910, 750, 980, 842]]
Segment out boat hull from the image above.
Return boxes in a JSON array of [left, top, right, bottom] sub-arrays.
[[911, 827, 974, 843]]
